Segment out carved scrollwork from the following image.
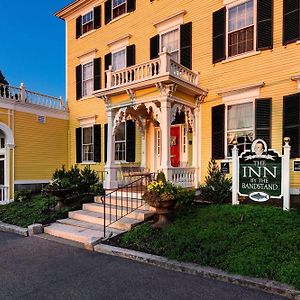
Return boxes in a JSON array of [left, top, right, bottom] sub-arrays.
[[156, 83, 177, 97], [170, 103, 195, 132]]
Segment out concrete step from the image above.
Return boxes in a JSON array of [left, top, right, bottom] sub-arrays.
[[68, 210, 141, 231], [56, 218, 124, 236], [82, 203, 154, 220], [94, 196, 155, 211], [44, 223, 104, 245]]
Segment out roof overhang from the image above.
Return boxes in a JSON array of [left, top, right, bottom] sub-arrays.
[[55, 0, 96, 20]]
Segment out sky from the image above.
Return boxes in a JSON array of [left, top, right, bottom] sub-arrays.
[[1, 1, 72, 100]]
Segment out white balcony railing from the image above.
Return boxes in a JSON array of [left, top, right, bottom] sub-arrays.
[[0, 185, 9, 205], [0, 83, 67, 111], [105, 48, 199, 90], [171, 167, 195, 188]]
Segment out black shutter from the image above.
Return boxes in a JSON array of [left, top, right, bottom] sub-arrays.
[[283, 0, 300, 45], [257, 0, 273, 50], [94, 6, 101, 29], [126, 120, 136, 162], [76, 65, 82, 100], [150, 35, 160, 59], [104, 123, 108, 163], [104, 53, 112, 87], [283, 93, 300, 158], [212, 7, 226, 64], [126, 45, 136, 67], [93, 124, 101, 163], [180, 22, 192, 69], [105, 53, 112, 70], [76, 16, 82, 39], [255, 98, 272, 147], [127, 0, 136, 13], [94, 58, 101, 91], [105, 0, 112, 24], [76, 128, 82, 163], [212, 105, 225, 159]]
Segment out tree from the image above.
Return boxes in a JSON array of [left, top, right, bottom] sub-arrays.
[[0, 70, 8, 85]]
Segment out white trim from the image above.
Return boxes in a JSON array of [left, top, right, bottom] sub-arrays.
[[153, 10, 186, 33], [78, 48, 98, 62], [222, 50, 261, 64], [109, 12, 130, 24], [108, 35, 131, 52], [82, 126, 94, 162], [14, 180, 49, 184], [291, 74, 300, 92], [159, 27, 180, 63], [0, 99, 69, 120], [296, 40, 300, 45], [217, 82, 264, 98], [0, 123, 14, 145], [78, 115, 96, 127], [65, 21, 68, 106], [112, 47, 127, 71]]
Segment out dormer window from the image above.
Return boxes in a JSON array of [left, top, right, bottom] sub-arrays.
[[112, 0, 126, 19], [82, 11, 94, 34]]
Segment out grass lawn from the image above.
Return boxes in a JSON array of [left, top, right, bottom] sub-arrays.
[[116, 204, 300, 290], [0, 194, 93, 228]]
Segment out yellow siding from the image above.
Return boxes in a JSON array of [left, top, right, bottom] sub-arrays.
[[14, 111, 68, 180], [63, 0, 300, 187]]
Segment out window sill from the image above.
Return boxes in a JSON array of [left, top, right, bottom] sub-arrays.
[[222, 50, 261, 64], [81, 161, 97, 165], [79, 29, 97, 39], [109, 13, 130, 24], [296, 40, 300, 45], [78, 95, 95, 101]]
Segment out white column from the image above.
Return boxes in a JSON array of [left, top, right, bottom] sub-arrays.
[[20, 83, 26, 102], [104, 109, 118, 190], [283, 137, 291, 211], [192, 106, 200, 188], [232, 142, 239, 205], [159, 48, 171, 75], [141, 131, 146, 169], [160, 97, 171, 180]]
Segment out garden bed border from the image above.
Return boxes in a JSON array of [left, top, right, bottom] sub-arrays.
[[0, 221, 28, 236], [94, 243, 300, 300]]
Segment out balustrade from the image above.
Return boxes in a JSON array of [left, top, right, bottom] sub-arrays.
[[171, 167, 195, 188]]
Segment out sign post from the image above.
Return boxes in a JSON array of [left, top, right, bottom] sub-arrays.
[[231, 138, 290, 210], [283, 137, 291, 210]]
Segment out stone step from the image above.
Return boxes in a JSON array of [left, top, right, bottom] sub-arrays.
[[82, 203, 154, 220], [44, 223, 104, 245], [68, 210, 141, 231], [56, 218, 124, 236], [94, 196, 155, 211]]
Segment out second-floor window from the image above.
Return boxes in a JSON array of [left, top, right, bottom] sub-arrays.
[[82, 11, 94, 34], [161, 29, 179, 62], [228, 0, 254, 57], [112, 49, 126, 71], [82, 62, 94, 97], [112, 0, 126, 19]]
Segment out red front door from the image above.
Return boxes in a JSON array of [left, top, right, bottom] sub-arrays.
[[170, 126, 180, 167]]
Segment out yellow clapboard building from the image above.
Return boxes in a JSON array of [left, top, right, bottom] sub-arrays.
[[52, 0, 300, 195], [0, 83, 68, 203]]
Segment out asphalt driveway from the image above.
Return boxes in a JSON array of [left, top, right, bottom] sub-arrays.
[[0, 231, 288, 300]]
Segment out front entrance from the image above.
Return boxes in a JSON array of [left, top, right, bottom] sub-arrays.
[[170, 125, 181, 167]]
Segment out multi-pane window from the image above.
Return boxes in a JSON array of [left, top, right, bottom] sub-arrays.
[[227, 102, 254, 156], [82, 62, 93, 97], [228, 0, 254, 57], [112, 0, 126, 19], [115, 122, 126, 161], [82, 11, 94, 34], [82, 127, 94, 162], [112, 49, 126, 71], [161, 29, 179, 62]]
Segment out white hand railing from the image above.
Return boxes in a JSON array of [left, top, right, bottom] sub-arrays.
[[105, 48, 199, 89], [0, 185, 9, 204], [171, 167, 195, 188], [170, 61, 198, 85], [0, 83, 67, 111]]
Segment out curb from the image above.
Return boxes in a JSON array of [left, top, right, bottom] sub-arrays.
[[0, 222, 28, 236], [94, 244, 300, 300]]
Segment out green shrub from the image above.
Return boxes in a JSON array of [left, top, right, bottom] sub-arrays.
[[201, 159, 232, 204], [156, 171, 166, 183], [175, 188, 195, 207], [79, 165, 99, 192], [14, 190, 32, 203]]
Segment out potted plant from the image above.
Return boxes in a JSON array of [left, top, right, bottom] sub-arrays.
[[142, 172, 179, 229]]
